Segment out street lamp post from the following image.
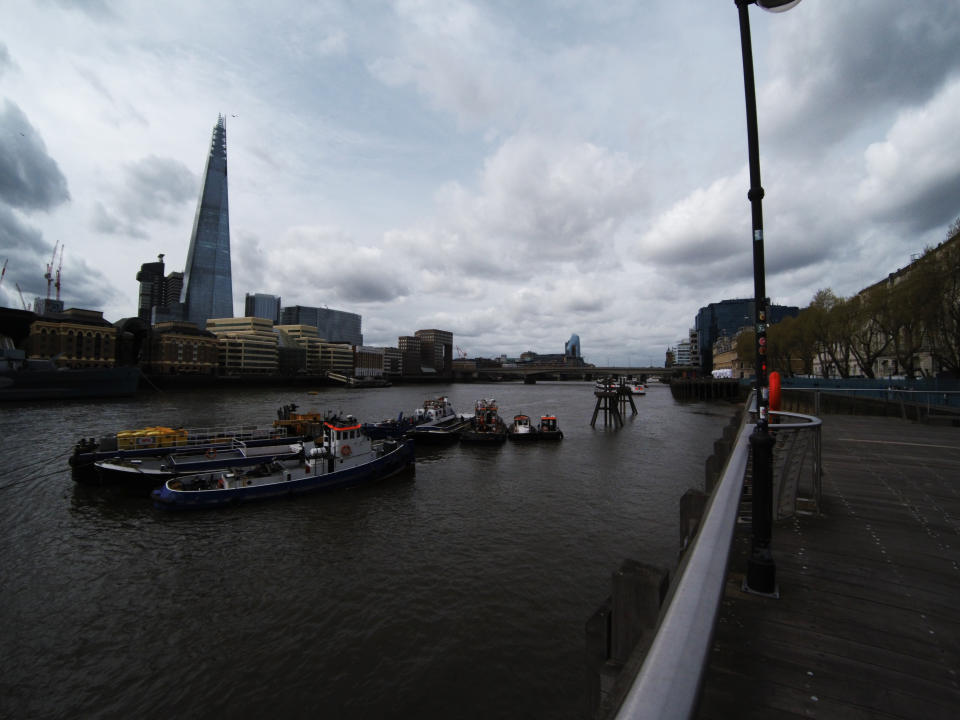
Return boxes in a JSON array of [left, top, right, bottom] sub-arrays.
[[736, 0, 800, 596]]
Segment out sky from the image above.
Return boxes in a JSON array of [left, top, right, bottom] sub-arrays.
[[2, 0, 959, 366]]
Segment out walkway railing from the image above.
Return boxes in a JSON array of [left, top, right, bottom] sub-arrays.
[[612, 402, 821, 720]]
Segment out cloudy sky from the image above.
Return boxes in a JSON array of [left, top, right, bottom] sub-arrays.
[[2, 0, 959, 365]]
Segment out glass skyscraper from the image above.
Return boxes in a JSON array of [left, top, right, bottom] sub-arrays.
[[182, 115, 233, 328]]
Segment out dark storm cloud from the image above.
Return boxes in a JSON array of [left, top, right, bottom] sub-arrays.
[[0, 204, 49, 300], [333, 268, 409, 303], [0, 100, 70, 211], [94, 155, 196, 237], [765, 0, 960, 147]]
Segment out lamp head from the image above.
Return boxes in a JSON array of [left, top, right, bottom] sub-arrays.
[[755, 0, 802, 11]]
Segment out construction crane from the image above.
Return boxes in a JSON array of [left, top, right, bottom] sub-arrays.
[[0, 258, 7, 290], [456, 345, 468, 359], [15, 283, 28, 310], [44, 240, 59, 299], [55, 245, 64, 301]]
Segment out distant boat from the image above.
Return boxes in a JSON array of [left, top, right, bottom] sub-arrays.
[[507, 414, 538, 441], [626, 377, 646, 395], [537, 415, 564, 441], [460, 398, 507, 444], [404, 396, 470, 444], [152, 419, 414, 510]]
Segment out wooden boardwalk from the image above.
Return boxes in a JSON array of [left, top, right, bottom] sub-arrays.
[[697, 415, 960, 719]]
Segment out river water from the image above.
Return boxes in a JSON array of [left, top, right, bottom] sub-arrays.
[[0, 381, 734, 719]]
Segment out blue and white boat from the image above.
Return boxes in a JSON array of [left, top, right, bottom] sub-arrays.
[[151, 418, 414, 510]]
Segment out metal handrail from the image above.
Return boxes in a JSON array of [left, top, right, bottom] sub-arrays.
[[614, 409, 754, 720]]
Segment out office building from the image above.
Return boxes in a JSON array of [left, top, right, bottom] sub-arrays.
[[206, 316, 278, 375], [414, 329, 453, 375], [280, 305, 362, 345], [695, 299, 798, 373], [137, 255, 185, 324], [182, 115, 233, 329], [245, 293, 281, 323], [398, 335, 421, 375]]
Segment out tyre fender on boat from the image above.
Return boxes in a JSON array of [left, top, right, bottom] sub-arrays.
[[341, 445, 352, 457]]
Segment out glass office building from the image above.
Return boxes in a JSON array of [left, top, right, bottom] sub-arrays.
[[182, 115, 233, 328], [280, 305, 362, 346]]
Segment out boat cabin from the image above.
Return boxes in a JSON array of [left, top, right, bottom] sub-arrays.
[[540, 416, 559, 433], [320, 420, 369, 460]]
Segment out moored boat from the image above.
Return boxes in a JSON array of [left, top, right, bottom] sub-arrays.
[[404, 396, 470, 444], [538, 415, 564, 440], [151, 419, 414, 510], [94, 438, 307, 487], [70, 403, 314, 483], [626, 377, 646, 395], [507, 414, 538, 441], [460, 398, 507, 444]]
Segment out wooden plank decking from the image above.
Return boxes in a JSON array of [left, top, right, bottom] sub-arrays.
[[697, 415, 960, 719]]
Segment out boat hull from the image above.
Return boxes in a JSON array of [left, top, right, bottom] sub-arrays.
[[95, 445, 304, 487], [0, 366, 140, 401], [151, 441, 415, 510]]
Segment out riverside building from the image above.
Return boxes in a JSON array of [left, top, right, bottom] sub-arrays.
[[206, 317, 278, 375]]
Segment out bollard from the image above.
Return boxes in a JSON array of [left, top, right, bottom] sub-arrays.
[[611, 560, 670, 663]]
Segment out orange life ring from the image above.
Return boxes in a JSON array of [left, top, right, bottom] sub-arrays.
[[341, 445, 352, 457], [205, 448, 217, 459], [769, 371, 782, 412]]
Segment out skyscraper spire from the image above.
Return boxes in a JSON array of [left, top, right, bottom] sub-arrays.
[[182, 114, 233, 328]]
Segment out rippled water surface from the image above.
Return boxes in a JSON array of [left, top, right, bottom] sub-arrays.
[[0, 381, 734, 719]]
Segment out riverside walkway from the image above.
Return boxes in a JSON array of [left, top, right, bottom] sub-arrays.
[[697, 414, 960, 719]]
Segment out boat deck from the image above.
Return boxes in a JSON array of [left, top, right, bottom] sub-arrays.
[[697, 414, 960, 719]]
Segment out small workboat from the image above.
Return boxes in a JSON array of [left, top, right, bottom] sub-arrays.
[[460, 398, 507, 444], [626, 377, 646, 395], [507, 414, 538, 441], [404, 396, 470, 444], [538, 415, 564, 440], [152, 418, 415, 510]]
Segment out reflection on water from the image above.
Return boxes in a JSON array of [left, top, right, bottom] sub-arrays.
[[0, 382, 734, 719]]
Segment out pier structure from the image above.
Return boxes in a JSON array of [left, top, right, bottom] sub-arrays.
[[590, 378, 638, 428], [587, 396, 960, 719]]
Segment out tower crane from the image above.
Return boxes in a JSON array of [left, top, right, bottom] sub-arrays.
[[15, 283, 28, 310], [44, 240, 59, 299], [456, 345, 467, 359], [55, 245, 64, 301], [0, 258, 7, 291]]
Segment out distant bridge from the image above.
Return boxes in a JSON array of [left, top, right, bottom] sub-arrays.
[[468, 366, 698, 381]]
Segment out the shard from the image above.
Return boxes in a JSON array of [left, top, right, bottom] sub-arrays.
[[182, 114, 233, 328]]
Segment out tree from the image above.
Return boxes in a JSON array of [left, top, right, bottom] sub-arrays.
[[847, 286, 891, 378], [807, 289, 853, 377], [924, 229, 960, 375]]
